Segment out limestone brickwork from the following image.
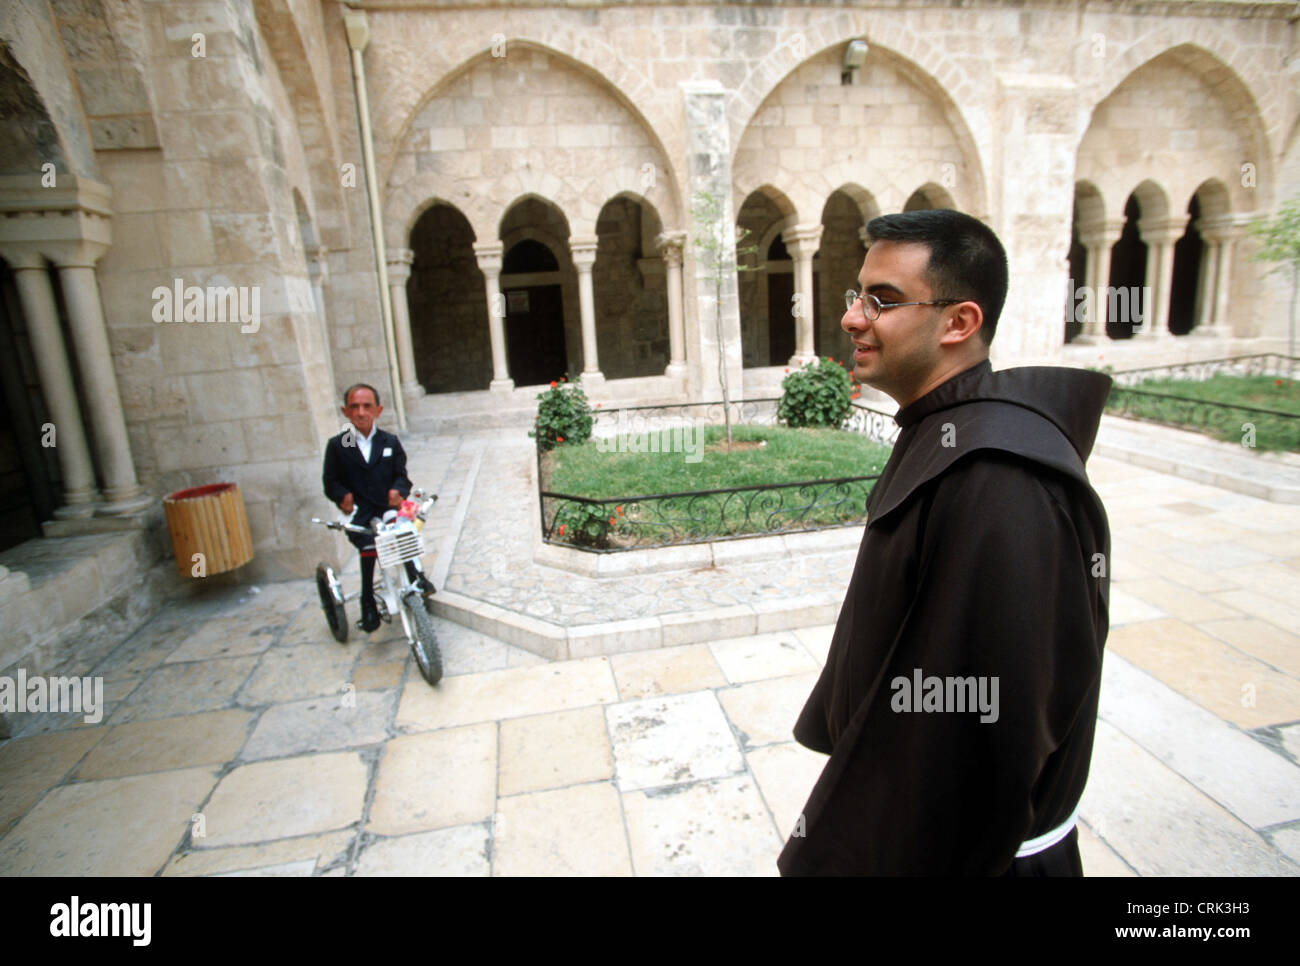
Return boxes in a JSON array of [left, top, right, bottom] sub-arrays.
[[0, 0, 1297, 606]]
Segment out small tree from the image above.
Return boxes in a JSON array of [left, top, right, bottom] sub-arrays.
[[692, 190, 759, 450], [1248, 195, 1300, 367]]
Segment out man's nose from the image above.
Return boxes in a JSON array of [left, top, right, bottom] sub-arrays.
[[842, 300, 865, 334]]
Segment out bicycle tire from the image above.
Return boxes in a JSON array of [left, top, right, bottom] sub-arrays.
[[316, 563, 348, 643], [402, 592, 443, 685]]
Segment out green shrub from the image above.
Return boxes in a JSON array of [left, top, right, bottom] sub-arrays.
[[778, 357, 853, 428], [552, 500, 617, 548], [530, 378, 593, 451]]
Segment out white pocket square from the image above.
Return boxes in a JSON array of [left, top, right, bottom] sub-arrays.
[[382, 447, 393, 457]]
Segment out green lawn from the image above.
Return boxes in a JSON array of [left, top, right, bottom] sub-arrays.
[[542, 423, 890, 497], [540, 424, 892, 548], [1106, 373, 1299, 452]]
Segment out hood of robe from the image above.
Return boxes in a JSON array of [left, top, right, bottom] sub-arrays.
[[866, 359, 1113, 527], [894, 359, 1113, 463]]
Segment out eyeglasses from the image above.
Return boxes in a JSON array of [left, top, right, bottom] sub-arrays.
[[844, 290, 963, 321]]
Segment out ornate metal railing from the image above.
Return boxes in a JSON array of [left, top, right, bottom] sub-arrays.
[[540, 474, 883, 552], [1104, 355, 1299, 451], [540, 397, 895, 552], [1108, 354, 1295, 387], [843, 400, 901, 446]]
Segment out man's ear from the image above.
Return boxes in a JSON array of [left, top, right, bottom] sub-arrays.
[[939, 301, 983, 346]]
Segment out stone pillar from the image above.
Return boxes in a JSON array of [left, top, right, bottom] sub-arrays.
[[683, 79, 743, 403], [1136, 217, 1187, 340], [569, 235, 604, 388], [472, 243, 513, 393], [3, 250, 99, 517], [1196, 217, 1244, 339], [386, 248, 423, 397], [1077, 220, 1124, 343], [782, 224, 823, 366], [50, 242, 151, 514], [657, 231, 688, 379]]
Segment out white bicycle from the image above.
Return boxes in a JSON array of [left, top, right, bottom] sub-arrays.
[[311, 489, 442, 685]]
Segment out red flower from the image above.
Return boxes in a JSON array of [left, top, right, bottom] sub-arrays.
[[608, 516, 616, 526], [550, 380, 557, 388], [784, 368, 789, 373], [1275, 379, 1285, 387], [596, 402, 602, 408], [616, 505, 623, 516], [557, 436, 564, 442], [558, 524, 566, 536]]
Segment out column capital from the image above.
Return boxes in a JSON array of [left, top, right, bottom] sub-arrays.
[[0, 243, 48, 270], [1137, 216, 1189, 246], [1078, 219, 1125, 248], [655, 230, 687, 265], [386, 247, 415, 283], [45, 239, 110, 268], [569, 234, 599, 267], [473, 242, 503, 272], [781, 223, 823, 259], [1197, 213, 1252, 244]]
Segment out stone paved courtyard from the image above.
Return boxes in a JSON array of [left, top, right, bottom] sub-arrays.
[[0, 426, 1298, 875]]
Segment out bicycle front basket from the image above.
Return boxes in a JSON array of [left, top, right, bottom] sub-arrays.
[[375, 527, 424, 568]]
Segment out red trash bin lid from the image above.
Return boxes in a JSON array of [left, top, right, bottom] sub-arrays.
[[165, 482, 237, 501]]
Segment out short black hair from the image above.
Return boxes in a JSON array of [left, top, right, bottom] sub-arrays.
[[865, 209, 1008, 345], [342, 383, 381, 406]]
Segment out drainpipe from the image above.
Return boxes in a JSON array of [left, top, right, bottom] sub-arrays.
[[343, 7, 406, 431]]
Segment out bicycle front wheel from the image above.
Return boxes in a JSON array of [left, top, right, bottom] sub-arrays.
[[402, 592, 443, 685], [316, 562, 348, 643]]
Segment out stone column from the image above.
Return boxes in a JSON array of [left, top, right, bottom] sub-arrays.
[[1196, 217, 1243, 339], [569, 235, 604, 388], [1077, 220, 1124, 343], [386, 248, 422, 397], [1136, 217, 1187, 340], [473, 242, 513, 393], [656, 231, 688, 379], [683, 79, 743, 403], [3, 249, 99, 517], [50, 241, 151, 515], [782, 224, 823, 366]]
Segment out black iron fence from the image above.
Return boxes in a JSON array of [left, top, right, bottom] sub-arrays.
[[1105, 354, 1299, 451], [538, 397, 895, 552]]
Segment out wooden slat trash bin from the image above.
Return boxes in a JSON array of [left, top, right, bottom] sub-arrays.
[[163, 482, 254, 577]]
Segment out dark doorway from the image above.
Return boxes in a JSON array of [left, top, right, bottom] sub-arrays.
[[0, 260, 62, 551], [1106, 194, 1147, 340], [1065, 210, 1086, 344], [1168, 195, 1203, 336], [505, 285, 567, 386]]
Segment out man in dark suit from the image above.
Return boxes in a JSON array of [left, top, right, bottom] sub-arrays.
[[322, 383, 433, 632]]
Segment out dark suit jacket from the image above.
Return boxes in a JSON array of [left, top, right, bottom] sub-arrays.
[[321, 426, 413, 528]]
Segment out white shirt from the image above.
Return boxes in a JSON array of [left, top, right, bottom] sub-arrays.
[[355, 425, 377, 463]]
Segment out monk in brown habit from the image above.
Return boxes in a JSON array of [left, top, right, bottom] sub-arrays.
[[779, 209, 1111, 876]]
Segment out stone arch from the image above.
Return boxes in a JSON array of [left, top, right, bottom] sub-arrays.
[[592, 194, 671, 379], [498, 195, 579, 384], [733, 41, 988, 225], [1077, 43, 1271, 219], [736, 188, 798, 369], [382, 41, 682, 252], [904, 183, 958, 212], [407, 202, 491, 394], [730, 23, 988, 196], [252, 0, 348, 249], [0, 42, 70, 176], [1091, 37, 1278, 194]]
